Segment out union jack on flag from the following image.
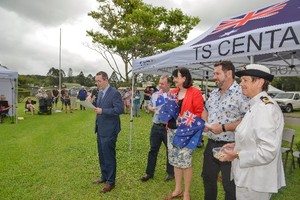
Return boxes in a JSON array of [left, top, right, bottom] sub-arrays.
[[173, 111, 205, 150], [211, 0, 288, 35]]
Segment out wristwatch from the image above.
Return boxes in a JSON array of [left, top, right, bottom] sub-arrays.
[[222, 124, 226, 132], [236, 151, 240, 159]]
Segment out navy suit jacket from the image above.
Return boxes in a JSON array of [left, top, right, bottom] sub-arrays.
[[94, 86, 124, 136]]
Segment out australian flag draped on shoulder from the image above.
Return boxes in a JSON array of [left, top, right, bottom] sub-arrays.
[[155, 89, 168, 107], [174, 111, 205, 150], [158, 94, 179, 122]]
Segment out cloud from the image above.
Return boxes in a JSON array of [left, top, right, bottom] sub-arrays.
[[0, 0, 108, 76], [0, 0, 92, 26]]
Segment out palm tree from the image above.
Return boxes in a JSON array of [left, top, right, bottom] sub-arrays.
[[47, 67, 65, 86]]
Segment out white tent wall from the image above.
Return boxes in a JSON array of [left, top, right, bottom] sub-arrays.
[[0, 66, 18, 123], [132, 0, 300, 79]]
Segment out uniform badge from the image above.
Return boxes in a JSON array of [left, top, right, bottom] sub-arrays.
[[260, 96, 273, 104]]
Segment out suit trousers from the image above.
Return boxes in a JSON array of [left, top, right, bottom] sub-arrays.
[[202, 139, 236, 200], [97, 132, 118, 186], [145, 123, 174, 177]]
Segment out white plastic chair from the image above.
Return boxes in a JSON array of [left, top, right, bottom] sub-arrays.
[[281, 128, 295, 171], [293, 151, 300, 168]]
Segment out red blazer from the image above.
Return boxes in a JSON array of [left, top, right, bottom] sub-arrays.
[[170, 86, 204, 118]]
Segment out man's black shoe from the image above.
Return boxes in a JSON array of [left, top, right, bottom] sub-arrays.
[[140, 174, 153, 182], [164, 175, 175, 182]]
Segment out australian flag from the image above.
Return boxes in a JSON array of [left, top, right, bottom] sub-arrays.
[[155, 89, 168, 107], [158, 94, 179, 123], [173, 111, 205, 150], [192, 0, 296, 45]]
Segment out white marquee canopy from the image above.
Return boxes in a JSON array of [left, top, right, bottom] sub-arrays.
[[133, 0, 300, 79], [0, 65, 18, 123]]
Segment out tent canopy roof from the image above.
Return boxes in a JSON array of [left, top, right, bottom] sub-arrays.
[[0, 66, 18, 79], [133, 0, 300, 79]]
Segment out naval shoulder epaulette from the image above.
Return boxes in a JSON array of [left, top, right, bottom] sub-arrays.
[[260, 96, 273, 105]]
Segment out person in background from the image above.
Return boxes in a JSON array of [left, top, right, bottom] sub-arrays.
[[70, 86, 78, 111], [143, 86, 151, 113], [0, 94, 12, 123], [132, 89, 141, 117], [63, 90, 72, 113], [218, 64, 285, 200], [201, 61, 250, 200], [36, 87, 48, 100], [164, 68, 204, 200], [78, 86, 87, 110], [140, 75, 174, 183], [89, 71, 123, 193], [60, 85, 67, 111], [122, 88, 131, 114], [51, 86, 59, 110], [25, 97, 35, 115], [90, 86, 99, 104]]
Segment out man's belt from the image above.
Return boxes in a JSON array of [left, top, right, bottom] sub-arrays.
[[154, 123, 166, 127]]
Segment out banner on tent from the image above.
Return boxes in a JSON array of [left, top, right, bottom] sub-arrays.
[[132, 0, 300, 78], [192, 24, 300, 61]]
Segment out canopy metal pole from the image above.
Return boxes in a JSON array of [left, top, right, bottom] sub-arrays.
[[15, 78, 18, 124], [250, 55, 254, 64], [9, 78, 16, 124], [205, 71, 209, 100], [129, 74, 135, 150], [59, 28, 62, 92]]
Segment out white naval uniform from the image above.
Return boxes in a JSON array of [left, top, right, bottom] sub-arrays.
[[232, 91, 286, 197]]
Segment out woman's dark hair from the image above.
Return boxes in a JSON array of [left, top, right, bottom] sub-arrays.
[[172, 67, 193, 88]]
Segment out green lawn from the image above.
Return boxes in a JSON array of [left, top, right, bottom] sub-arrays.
[[0, 103, 299, 200]]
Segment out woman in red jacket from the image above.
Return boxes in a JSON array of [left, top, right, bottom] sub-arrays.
[[164, 68, 204, 200]]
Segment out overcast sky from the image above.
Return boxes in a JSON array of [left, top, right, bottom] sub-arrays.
[[0, 0, 279, 76]]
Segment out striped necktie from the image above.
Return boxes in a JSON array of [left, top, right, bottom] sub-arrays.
[[97, 91, 104, 105]]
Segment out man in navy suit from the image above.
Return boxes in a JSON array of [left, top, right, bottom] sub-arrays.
[[91, 71, 124, 193]]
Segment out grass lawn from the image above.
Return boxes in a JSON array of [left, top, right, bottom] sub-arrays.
[[0, 102, 300, 200]]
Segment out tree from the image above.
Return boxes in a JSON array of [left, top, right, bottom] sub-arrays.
[[76, 71, 86, 86], [86, 74, 95, 87], [87, 0, 200, 81], [46, 67, 66, 86], [272, 76, 300, 91], [67, 68, 73, 83]]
